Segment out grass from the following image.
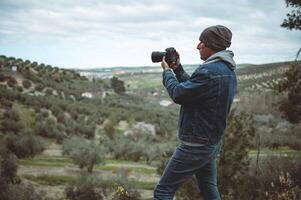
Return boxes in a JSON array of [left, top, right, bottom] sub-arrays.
[[22, 174, 75, 186], [13, 102, 35, 132], [249, 147, 301, 157], [19, 156, 157, 175], [22, 174, 156, 190], [133, 181, 156, 190], [95, 165, 156, 175]]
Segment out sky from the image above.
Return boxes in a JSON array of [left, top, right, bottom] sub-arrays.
[[0, 0, 300, 69]]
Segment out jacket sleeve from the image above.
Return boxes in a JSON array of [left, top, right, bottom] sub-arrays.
[[173, 64, 190, 82], [163, 68, 212, 105]]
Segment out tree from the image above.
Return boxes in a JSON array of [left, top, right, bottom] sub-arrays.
[[281, 0, 301, 58], [111, 77, 125, 94], [22, 79, 31, 89], [218, 110, 255, 199], [277, 0, 301, 123], [277, 62, 301, 123], [62, 136, 105, 173]]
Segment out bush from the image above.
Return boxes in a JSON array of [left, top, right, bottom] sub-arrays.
[[249, 156, 301, 200], [45, 88, 53, 95], [16, 86, 23, 92], [35, 84, 44, 92], [7, 77, 17, 88], [65, 172, 110, 200], [22, 79, 31, 89], [0, 108, 23, 134], [104, 136, 145, 162], [0, 142, 18, 182], [112, 169, 141, 200], [218, 110, 255, 199]]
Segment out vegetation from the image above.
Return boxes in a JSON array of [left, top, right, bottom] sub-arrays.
[[0, 52, 300, 199], [62, 136, 105, 173]]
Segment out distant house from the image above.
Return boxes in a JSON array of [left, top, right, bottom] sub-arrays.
[[11, 65, 18, 74], [81, 92, 93, 98]]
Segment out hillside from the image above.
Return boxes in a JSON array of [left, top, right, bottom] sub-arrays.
[[1, 55, 300, 199]]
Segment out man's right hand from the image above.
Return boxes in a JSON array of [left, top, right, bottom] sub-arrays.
[[170, 51, 181, 70]]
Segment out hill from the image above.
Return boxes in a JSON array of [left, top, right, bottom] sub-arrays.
[[1, 55, 300, 199]]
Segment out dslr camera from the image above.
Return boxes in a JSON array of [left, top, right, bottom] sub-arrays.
[[151, 47, 178, 66]]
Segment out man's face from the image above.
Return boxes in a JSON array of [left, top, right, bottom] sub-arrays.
[[196, 41, 212, 61]]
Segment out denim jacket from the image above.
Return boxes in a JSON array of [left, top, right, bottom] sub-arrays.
[[163, 50, 237, 144]]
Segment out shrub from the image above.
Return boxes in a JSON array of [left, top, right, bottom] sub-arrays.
[[104, 136, 145, 162], [16, 86, 23, 92], [103, 118, 117, 140], [7, 77, 17, 88], [218, 110, 255, 199], [65, 172, 110, 200], [112, 169, 141, 200], [0, 142, 18, 182], [0, 108, 23, 134], [22, 79, 31, 89], [45, 88, 53, 95], [35, 84, 44, 92]]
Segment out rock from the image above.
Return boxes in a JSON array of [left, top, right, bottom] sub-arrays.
[[81, 92, 93, 98], [276, 120, 291, 131], [159, 100, 172, 107], [254, 114, 274, 124]]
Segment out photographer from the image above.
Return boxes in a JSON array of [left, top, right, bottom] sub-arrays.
[[154, 25, 237, 200]]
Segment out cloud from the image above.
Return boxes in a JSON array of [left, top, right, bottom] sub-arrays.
[[0, 0, 299, 68]]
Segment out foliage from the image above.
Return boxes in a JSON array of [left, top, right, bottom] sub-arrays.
[[0, 141, 18, 182], [5, 133, 45, 158], [65, 170, 141, 200], [218, 110, 255, 199], [111, 76, 126, 94], [103, 118, 117, 139], [62, 136, 105, 172], [281, 0, 301, 59], [65, 172, 108, 200], [35, 83, 44, 92], [0, 107, 23, 134], [22, 79, 31, 89], [112, 169, 141, 200], [277, 63, 301, 123], [281, 0, 301, 30]]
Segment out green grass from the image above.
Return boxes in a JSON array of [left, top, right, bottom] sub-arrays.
[[22, 174, 156, 190], [95, 165, 156, 175], [13, 102, 35, 132], [22, 174, 75, 186], [249, 147, 301, 156], [133, 181, 156, 190], [19, 156, 157, 175]]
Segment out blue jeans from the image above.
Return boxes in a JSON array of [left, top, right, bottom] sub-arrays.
[[154, 142, 221, 200]]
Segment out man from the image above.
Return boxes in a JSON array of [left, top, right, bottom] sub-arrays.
[[154, 25, 237, 200]]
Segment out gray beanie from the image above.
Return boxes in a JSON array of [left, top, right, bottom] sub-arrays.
[[199, 25, 232, 52]]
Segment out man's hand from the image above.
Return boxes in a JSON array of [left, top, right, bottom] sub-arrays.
[[161, 56, 170, 70]]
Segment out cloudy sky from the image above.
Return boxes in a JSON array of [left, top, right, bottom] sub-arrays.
[[0, 0, 300, 69]]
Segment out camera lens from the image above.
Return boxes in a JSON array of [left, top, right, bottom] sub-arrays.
[[151, 51, 166, 63]]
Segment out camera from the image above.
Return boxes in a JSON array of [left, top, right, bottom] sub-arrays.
[[151, 47, 178, 66]]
